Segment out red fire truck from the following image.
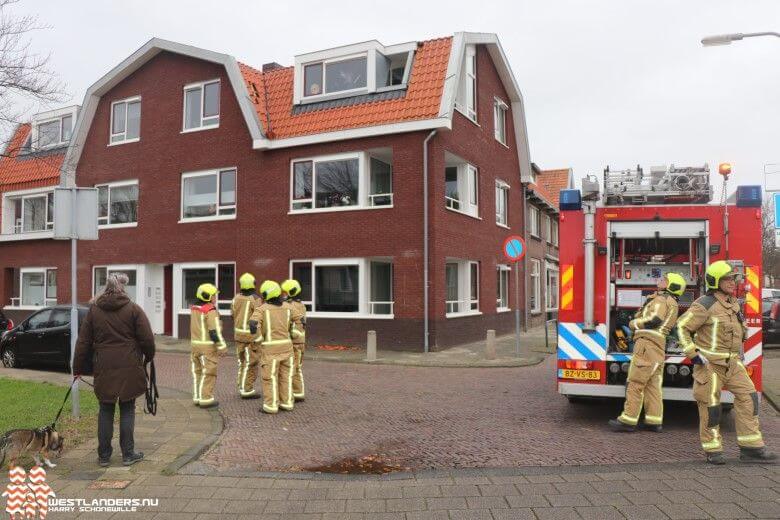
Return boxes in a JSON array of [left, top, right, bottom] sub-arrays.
[[556, 164, 764, 403]]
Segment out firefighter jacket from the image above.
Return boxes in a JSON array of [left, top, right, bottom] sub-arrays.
[[628, 291, 679, 348], [676, 290, 747, 365], [231, 292, 261, 343], [190, 303, 227, 351], [287, 299, 307, 346], [249, 302, 303, 354]]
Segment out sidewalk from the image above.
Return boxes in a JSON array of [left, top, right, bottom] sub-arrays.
[[154, 326, 555, 368]]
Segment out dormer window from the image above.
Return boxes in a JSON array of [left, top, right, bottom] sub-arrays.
[[294, 40, 416, 104], [37, 115, 72, 148]]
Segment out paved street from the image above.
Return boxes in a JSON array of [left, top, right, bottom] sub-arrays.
[[147, 351, 780, 474]]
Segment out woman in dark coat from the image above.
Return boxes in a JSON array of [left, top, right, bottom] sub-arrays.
[[74, 273, 155, 467]]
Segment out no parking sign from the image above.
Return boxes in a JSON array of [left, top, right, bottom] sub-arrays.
[[502, 235, 526, 262]]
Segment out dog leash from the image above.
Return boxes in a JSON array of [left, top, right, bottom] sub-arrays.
[[144, 361, 159, 416], [50, 376, 79, 428]]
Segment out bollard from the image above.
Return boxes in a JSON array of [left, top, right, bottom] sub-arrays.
[[366, 330, 377, 361], [485, 329, 496, 360]]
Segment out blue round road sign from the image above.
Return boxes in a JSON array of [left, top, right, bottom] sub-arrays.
[[502, 235, 526, 262]]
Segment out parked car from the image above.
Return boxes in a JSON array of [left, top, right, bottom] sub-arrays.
[[762, 288, 780, 300], [0, 311, 12, 339], [763, 297, 780, 345], [0, 305, 88, 370]]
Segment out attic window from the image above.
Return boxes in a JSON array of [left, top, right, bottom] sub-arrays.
[[36, 115, 72, 148], [303, 55, 368, 97]]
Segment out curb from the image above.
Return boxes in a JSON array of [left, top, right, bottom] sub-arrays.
[[161, 397, 225, 476], [763, 387, 780, 413]]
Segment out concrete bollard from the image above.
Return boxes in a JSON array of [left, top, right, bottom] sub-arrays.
[[366, 330, 377, 362], [485, 329, 496, 360]]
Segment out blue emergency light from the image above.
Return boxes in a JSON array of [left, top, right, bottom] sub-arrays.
[[559, 189, 582, 211], [736, 185, 762, 208]]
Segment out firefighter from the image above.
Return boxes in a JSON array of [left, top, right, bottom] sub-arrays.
[[249, 281, 302, 414], [677, 260, 777, 464], [190, 283, 227, 408], [608, 272, 686, 433], [281, 279, 307, 401], [231, 273, 262, 399]]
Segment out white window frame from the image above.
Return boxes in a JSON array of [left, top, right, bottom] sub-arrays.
[[445, 259, 481, 318], [302, 52, 370, 101], [288, 258, 394, 319], [497, 264, 511, 312], [10, 267, 57, 310], [529, 206, 540, 238], [109, 96, 141, 145], [455, 45, 478, 123], [180, 168, 237, 223], [551, 218, 559, 247], [34, 116, 72, 149], [96, 180, 139, 229], [29, 106, 77, 151], [181, 79, 220, 133], [543, 213, 551, 243], [92, 264, 141, 302], [289, 151, 394, 214], [172, 261, 236, 333], [493, 97, 508, 146], [495, 180, 509, 228], [546, 263, 560, 312], [445, 158, 480, 219], [0, 186, 56, 241], [530, 258, 541, 314]]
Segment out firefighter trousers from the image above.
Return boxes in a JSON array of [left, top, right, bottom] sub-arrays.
[[190, 346, 219, 406], [292, 345, 305, 400], [260, 346, 294, 414], [236, 342, 260, 397], [692, 356, 764, 453], [618, 338, 665, 426]]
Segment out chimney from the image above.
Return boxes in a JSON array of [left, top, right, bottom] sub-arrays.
[[262, 62, 284, 72]]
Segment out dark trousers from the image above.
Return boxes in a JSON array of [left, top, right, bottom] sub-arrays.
[[98, 399, 136, 459]]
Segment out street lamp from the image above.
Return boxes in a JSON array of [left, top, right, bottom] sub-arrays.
[[701, 32, 780, 46]]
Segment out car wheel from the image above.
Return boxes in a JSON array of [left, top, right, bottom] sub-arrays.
[[1, 346, 21, 368]]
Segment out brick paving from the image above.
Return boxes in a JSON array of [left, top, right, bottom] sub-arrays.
[[149, 352, 780, 473]]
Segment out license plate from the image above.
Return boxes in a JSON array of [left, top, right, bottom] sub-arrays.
[[559, 369, 600, 380]]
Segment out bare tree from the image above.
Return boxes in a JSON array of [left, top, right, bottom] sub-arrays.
[[762, 197, 779, 287], [0, 0, 66, 157]]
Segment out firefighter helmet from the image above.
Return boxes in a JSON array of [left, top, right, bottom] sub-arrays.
[[705, 260, 735, 291], [196, 283, 219, 302], [239, 273, 256, 290], [665, 272, 687, 297], [259, 280, 282, 300], [281, 279, 302, 297]]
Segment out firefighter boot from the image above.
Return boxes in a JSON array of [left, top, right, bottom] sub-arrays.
[[739, 447, 778, 463], [608, 419, 636, 432], [292, 346, 305, 401], [706, 452, 726, 465]]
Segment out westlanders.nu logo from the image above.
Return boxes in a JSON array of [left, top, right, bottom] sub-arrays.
[[3, 466, 158, 517]]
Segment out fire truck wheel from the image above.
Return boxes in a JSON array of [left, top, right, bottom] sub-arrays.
[[566, 396, 599, 404]]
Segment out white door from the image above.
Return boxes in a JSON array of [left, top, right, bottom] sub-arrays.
[[144, 265, 165, 334]]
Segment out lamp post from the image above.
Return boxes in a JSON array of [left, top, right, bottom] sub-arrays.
[[701, 32, 780, 46]]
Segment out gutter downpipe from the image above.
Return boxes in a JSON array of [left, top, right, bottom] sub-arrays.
[[423, 130, 437, 353]]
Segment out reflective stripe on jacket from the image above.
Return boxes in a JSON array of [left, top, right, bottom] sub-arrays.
[[629, 291, 679, 348], [676, 291, 746, 364], [190, 303, 227, 350], [231, 293, 261, 342], [250, 302, 296, 349], [287, 299, 306, 345]]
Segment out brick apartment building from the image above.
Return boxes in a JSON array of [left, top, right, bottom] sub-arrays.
[[0, 32, 568, 351]]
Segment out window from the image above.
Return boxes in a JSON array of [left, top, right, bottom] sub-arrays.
[[183, 80, 220, 131], [181, 168, 236, 221], [551, 219, 559, 247], [303, 55, 368, 98], [543, 213, 551, 242], [36, 115, 72, 148], [110, 97, 141, 143], [3, 191, 55, 234], [444, 154, 479, 218], [530, 259, 541, 313], [290, 259, 394, 316], [529, 206, 540, 237], [495, 181, 509, 227], [291, 151, 393, 212], [494, 98, 508, 145], [27, 309, 53, 330], [19, 268, 56, 307], [455, 45, 477, 122], [445, 259, 480, 316], [181, 263, 234, 311], [96, 181, 138, 227], [546, 264, 560, 311], [497, 264, 510, 311], [93, 267, 138, 302]]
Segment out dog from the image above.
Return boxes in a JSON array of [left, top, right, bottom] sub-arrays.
[[0, 427, 64, 469]]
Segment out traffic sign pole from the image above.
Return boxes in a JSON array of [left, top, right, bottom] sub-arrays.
[[514, 261, 520, 357], [502, 235, 527, 358]]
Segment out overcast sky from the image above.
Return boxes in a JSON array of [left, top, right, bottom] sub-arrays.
[[11, 0, 780, 193]]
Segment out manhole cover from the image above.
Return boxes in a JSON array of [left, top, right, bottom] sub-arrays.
[[88, 480, 131, 489]]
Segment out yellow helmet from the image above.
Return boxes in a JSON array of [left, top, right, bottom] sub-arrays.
[[281, 279, 302, 297], [239, 273, 256, 290], [196, 283, 219, 302], [705, 260, 735, 290], [665, 272, 687, 296], [259, 280, 282, 300]]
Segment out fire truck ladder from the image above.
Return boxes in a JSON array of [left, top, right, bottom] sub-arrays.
[[603, 164, 713, 205]]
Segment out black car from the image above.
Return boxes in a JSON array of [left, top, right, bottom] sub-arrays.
[[0, 305, 88, 370], [763, 297, 780, 345]]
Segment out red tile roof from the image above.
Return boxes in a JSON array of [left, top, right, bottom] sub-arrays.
[[239, 37, 451, 139], [0, 124, 63, 193], [537, 169, 572, 207]]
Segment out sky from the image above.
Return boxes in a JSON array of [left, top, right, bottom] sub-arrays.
[[9, 0, 780, 193]]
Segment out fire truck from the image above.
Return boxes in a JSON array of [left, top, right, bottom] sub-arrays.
[[556, 163, 764, 403]]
